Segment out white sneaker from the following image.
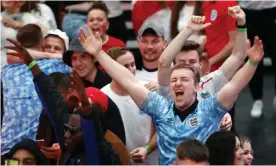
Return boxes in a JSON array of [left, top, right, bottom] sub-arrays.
[[273, 96, 276, 110], [250, 100, 263, 118]]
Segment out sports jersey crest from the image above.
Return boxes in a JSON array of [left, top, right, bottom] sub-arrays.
[[188, 117, 198, 127], [210, 9, 217, 21]]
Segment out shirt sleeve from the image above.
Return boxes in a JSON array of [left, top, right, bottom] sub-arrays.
[[199, 94, 228, 124], [157, 85, 173, 101], [140, 92, 170, 120], [209, 70, 229, 93]]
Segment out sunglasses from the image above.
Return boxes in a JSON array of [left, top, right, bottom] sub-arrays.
[[64, 124, 81, 135]]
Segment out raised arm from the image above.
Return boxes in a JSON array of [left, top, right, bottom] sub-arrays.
[[78, 25, 149, 107], [217, 38, 264, 110], [158, 16, 211, 86], [219, 5, 248, 80]]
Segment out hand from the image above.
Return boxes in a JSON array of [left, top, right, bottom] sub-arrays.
[[4, 38, 33, 65], [78, 24, 102, 56], [70, 69, 88, 105], [220, 113, 232, 131], [2, 16, 22, 29], [130, 147, 148, 163], [144, 82, 158, 92], [228, 5, 246, 26], [186, 16, 211, 33], [41, 143, 61, 160], [247, 36, 264, 63]]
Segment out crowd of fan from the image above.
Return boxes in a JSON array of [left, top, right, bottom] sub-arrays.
[[1, 1, 275, 165]]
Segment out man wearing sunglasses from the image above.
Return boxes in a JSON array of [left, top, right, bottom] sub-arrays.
[[4, 38, 121, 165]]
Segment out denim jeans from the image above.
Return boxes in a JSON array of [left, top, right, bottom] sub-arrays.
[[62, 13, 87, 40]]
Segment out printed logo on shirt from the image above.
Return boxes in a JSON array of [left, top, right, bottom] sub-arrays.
[[188, 117, 198, 128], [210, 9, 217, 21], [200, 91, 211, 99]]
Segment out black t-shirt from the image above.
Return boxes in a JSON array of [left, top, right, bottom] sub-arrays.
[[83, 70, 112, 89], [173, 100, 199, 122]]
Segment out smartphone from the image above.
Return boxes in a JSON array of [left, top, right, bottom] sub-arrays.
[[4, 159, 19, 166], [36, 139, 45, 148]]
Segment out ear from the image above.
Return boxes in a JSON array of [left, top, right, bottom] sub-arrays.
[[106, 21, 110, 31], [200, 52, 210, 75], [194, 83, 200, 93], [163, 40, 168, 50], [172, 161, 177, 165], [40, 39, 46, 51]]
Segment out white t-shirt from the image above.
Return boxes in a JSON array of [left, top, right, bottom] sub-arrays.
[[1, 12, 36, 68], [101, 84, 158, 165], [135, 68, 158, 85], [158, 69, 228, 101], [31, 3, 57, 31]]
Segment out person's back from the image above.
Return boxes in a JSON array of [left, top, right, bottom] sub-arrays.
[[1, 25, 70, 155], [202, 1, 237, 71]]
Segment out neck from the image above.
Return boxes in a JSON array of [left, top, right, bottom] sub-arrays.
[[85, 68, 98, 83], [176, 95, 196, 111], [142, 59, 158, 70], [110, 81, 129, 96], [101, 34, 109, 44], [5, 8, 20, 14]]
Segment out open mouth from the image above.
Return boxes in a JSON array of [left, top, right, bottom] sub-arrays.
[[175, 91, 184, 98], [92, 27, 101, 32]]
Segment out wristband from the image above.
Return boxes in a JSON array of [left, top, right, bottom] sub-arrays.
[[249, 59, 258, 66], [237, 28, 247, 32], [144, 145, 151, 154], [28, 60, 37, 69]]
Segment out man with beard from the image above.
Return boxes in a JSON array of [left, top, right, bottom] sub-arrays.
[[135, 21, 167, 91]]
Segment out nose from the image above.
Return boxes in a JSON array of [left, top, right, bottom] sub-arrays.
[[74, 58, 81, 67], [175, 79, 182, 86], [146, 43, 154, 49], [50, 47, 56, 53], [248, 153, 253, 160]]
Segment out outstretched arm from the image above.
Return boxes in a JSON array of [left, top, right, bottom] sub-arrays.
[[7, 49, 62, 64], [217, 39, 264, 110], [158, 16, 211, 86], [219, 5, 248, 80], [79, 25, 149, 107]]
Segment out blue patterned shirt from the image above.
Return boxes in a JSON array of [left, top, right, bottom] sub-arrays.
[[1, 59, 71, 154], [141, 92, 227, 165]]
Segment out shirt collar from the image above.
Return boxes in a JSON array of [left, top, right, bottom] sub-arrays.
[[173, 100, 199, 122]]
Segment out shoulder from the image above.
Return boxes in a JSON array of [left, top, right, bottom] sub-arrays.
[[101, 84, 111, 93], [108, 36, 126, 47]]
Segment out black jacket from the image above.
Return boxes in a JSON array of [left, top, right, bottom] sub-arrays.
[[33, 72, 121, 165]]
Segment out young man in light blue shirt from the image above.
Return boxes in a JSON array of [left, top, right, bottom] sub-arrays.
[[78, 15, 264, 165]]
